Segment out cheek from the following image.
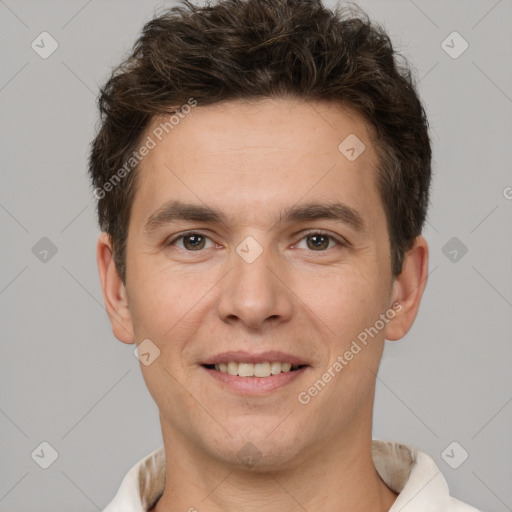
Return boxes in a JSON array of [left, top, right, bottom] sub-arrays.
[[126, 267, 184, 342], [126, 263, 221, 368], [295, 264, 386, 341], [305, 272, 387, 401]]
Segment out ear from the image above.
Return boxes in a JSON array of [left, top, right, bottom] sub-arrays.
[[385, 235, 429, 341], [96, 232, 135, 344]]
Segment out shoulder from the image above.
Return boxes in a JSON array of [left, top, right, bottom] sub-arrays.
[[372, 439, 482, 512], [103, 446, 165, 512]]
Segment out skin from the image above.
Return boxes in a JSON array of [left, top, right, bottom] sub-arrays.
[[97, 98, 429, 512]]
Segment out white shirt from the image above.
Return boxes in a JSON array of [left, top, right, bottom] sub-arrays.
[[103, 439, 481, 511]]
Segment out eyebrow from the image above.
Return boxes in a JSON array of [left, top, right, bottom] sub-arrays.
[[144, 199, 365, 234]]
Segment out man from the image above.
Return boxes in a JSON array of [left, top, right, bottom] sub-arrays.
[[89, 0, 480, 510]]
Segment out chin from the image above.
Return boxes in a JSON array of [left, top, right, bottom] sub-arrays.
[[209, 429, 304, 472]]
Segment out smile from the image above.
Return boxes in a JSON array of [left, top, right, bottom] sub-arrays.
[[204, 361, 306, 377], [201, 363, 309, 395]]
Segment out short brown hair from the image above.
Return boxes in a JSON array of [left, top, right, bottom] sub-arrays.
[[89, 0, 432, 284]]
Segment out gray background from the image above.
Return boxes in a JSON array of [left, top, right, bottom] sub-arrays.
[[1, 0, 511, 510]]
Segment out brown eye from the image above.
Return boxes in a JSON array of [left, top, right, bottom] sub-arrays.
[[182, 234, 206, 250], [168, 232, 215, 251], [294, 230, 347, 252], [305, 234, 334, 251]]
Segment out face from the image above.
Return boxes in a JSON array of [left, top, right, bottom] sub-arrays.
[[100, 97, 423, 470]]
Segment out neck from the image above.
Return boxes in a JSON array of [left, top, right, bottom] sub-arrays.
[[151, 410, 398, 512]]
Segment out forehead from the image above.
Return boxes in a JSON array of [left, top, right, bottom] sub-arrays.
[[131, 98, 384, 231]]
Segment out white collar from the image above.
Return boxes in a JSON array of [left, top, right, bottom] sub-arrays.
[[103, 439, 480, 511]]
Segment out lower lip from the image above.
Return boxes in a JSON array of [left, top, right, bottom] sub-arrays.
[[202, 366, 309, 395]]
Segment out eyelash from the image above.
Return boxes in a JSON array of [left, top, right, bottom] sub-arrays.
[[165, 229, 348, 251]]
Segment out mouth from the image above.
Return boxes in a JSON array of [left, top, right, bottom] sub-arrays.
[[200, 351, 311, 394], [200, 357, 310, 395], [202, 362, 308, 377]]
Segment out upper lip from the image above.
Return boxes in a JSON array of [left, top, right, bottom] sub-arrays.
[[202, 351, 309, 366]]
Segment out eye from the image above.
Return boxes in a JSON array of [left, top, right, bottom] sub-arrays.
[[295, 231, 346, 251], [167, 232, 217, 251]]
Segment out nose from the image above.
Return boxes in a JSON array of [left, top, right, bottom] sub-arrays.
[[216, 242, 294, 330]]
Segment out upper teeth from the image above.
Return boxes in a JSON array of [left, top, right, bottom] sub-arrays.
[[214, 361, 297, 377]]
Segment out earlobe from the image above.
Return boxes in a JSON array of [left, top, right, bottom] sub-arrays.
[[385, 236, 429, 341], [96, 232, 135, 344]]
